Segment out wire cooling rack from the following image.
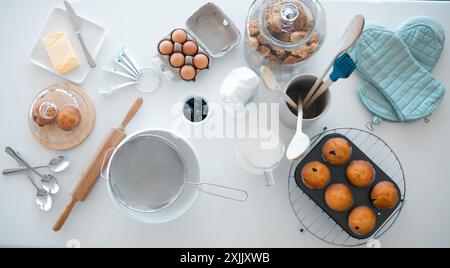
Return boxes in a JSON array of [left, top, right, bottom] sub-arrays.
[[288, 128, 406, 247]]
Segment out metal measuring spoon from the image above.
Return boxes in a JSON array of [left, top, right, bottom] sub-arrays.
[[15, 152, 52, 211], [3, 156, 70, 175], [112, 56, 139, 78], [5, 147, 60, 195], [103, 65, 138, 80], [117, 50, 142, 76], [121, 47, 142, 75]]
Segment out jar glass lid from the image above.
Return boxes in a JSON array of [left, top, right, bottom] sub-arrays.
[[260, 0, 316, 46]]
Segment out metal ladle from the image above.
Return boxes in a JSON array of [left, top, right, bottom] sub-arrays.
[[3, 156, 70, 175], [5, 147, 60, 195]]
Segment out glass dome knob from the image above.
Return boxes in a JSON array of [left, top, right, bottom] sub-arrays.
[[281, 3, 300, 31]]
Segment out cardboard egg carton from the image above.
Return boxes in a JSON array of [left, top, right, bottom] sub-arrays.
[[153, 2, 240, 82]]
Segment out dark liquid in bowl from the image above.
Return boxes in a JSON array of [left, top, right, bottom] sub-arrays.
[[183, 97, 209, 123], [286, 76, 329, 120]]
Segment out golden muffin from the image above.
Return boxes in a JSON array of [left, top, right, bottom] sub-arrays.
[[348, 206, 377, 236], [346, 161, 375, 187], [322, 138, 352, 165], [32, 99, 57, 127], [301, 161, 331, 190], [56, 106, 81, 132], [325, 184, 354, 212], [371, 181, 399, 209]]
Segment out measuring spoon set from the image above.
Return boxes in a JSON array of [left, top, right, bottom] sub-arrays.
[[100, 47, 160, 96]]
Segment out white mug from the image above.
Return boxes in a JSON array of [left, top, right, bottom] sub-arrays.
[[279, 74, 331, 129]]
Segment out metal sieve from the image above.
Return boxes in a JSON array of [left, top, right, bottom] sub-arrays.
[[102, 133, 248, 213]]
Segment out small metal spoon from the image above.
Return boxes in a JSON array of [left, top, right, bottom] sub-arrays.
[[3, 156, 70, 175], [16, 152, 52, 212], [5, 147, 60, 195]]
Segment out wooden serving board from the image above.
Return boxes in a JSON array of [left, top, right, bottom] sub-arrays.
[[29, 82, 96, 151]]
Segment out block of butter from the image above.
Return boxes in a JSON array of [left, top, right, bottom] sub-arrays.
[[42, 32, 80, 75]]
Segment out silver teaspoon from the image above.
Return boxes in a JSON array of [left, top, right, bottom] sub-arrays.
[[3, 156, 70, 175]]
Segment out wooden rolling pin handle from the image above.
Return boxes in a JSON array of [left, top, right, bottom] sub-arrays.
[[53, 198, 78, 232], [119, 97, 143, 131], [52, 98, 144, 232]]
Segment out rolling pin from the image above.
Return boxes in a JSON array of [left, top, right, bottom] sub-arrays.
[[53, 98, 144, 232]]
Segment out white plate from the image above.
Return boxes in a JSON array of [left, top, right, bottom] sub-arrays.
[[106, 129, 201, 224], [30, 8, 106, 84]]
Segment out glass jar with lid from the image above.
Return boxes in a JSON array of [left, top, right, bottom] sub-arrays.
[[245, 0, 327, 81]]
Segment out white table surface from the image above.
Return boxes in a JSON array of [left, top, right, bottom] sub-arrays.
[[1, 0, 450, 248]]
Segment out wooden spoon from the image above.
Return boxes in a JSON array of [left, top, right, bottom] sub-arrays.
[[261, 66, 298, 110], [303, 15, 365, 106]]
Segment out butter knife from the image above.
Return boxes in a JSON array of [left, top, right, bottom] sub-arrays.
[[63, 0, 96, 68]]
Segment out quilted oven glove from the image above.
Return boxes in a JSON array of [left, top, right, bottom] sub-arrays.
[[349, 17, 446, 124]]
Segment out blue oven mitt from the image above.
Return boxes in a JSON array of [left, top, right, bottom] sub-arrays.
[[349, 17, 446, 123]]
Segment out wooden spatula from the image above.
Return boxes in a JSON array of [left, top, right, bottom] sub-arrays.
[[53, 98, 144, 232]]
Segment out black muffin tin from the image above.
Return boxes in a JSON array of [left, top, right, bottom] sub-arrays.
[[294, 133, 401, 240]]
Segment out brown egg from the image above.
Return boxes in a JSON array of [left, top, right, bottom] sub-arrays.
[[169, 53, 185, 68], [171, 29, 188, 44], [158, 40, 174, 55], [180, 65, 197, 81], [182, 41, 198, 56], [193, 53, 210, 70]]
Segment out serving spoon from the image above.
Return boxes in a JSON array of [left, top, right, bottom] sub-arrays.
[[286, 97, 311, 161], [3, 156, 70, 175], [20, 158, 52, 211]]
